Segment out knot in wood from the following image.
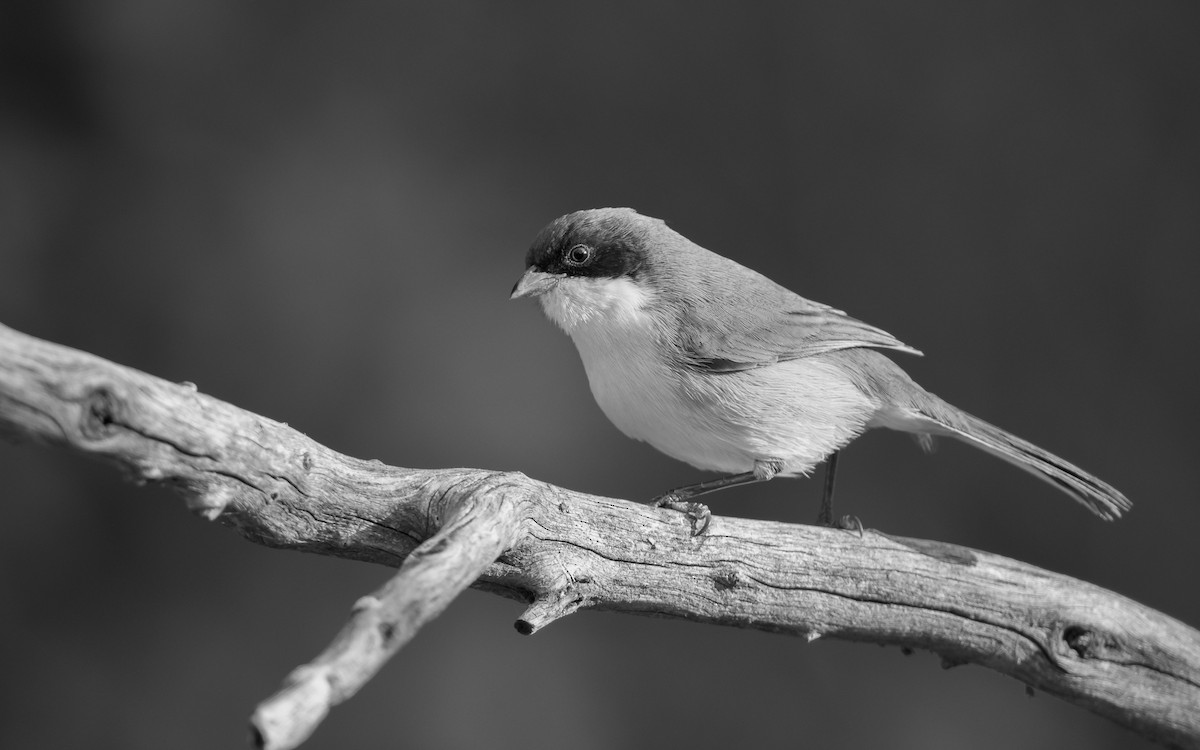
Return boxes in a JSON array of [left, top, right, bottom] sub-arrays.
[[1063, 626, 1100, 659], [80, 386, 120, 441], [711, 568, 741, 591]]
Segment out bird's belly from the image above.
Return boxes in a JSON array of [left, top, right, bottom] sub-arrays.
[[585, 352, 742, 470], [572, 329, 876, 476]]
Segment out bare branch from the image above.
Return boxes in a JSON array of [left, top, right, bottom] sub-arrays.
[[1, 322, 1197, 750], [252, 486, 526, 748]]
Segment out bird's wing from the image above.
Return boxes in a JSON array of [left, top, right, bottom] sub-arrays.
[[678, 279, 922, 373]]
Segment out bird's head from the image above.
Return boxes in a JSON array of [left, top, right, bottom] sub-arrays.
[[511, 208, 668, 334]]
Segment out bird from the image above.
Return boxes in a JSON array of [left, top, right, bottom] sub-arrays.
[[510, 207, 1130, 534]]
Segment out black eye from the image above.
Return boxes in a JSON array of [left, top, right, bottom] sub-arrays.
[[564, 244, 593, 266]]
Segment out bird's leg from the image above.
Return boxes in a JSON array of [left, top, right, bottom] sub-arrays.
[[817, 451, 839, 525], [817, 451, 862, 535], [652, 459, 782, 536]]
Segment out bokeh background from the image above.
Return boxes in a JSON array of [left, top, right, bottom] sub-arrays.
[[2, 2, 1197, 748]]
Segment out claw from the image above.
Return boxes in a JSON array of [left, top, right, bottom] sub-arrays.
[[834, 514, 864, 538], [652, 494, 712, 536]]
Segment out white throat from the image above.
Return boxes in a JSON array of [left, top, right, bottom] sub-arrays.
[[538, 276, 657, 335]]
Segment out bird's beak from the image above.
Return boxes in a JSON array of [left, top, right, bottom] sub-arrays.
[[510, 269, 560, 300]]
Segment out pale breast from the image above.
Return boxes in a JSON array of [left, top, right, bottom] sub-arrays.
[[570, 321, 755, 472]]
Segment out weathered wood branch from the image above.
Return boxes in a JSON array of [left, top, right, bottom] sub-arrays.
[[1, 322, 1197, 749]]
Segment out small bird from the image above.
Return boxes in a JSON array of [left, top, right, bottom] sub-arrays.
[[511, 207, 1130, 533]]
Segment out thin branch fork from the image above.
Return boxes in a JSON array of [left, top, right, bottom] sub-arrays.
[[1, 322, 1197, 750]]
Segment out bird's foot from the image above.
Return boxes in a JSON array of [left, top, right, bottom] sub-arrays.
[[651, 494, 712, 536], [823, 513, 864, 538]]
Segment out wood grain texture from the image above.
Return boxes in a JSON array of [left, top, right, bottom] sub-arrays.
[[1, 322, 1196, 749]]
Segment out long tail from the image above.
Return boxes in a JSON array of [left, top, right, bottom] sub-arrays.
[[899, 392, 1131, 520]]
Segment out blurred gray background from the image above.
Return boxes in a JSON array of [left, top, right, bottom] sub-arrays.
[[2, 2, 1197, 748]]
